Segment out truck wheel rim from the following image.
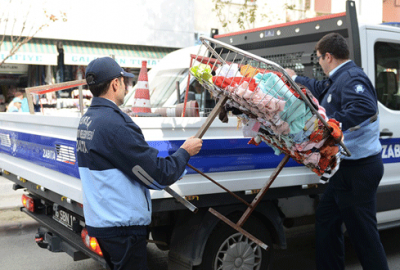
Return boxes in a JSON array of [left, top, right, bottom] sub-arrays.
[[214, 232, 262, 270]]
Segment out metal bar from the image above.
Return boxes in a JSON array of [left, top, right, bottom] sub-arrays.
[[78, 71, 84, 116], [25, 89, 35, 114], [202, 41, 227, 65], [200, 36, 351, 156], [200, 37, 281, 69], [164, 186, 198, 213], [194, 96, 228, 139], [79, 87, 84, 116], [208, 207, 268, 250], [25, 79, 87, 95], [176, 81, 180, 104], [236, 154, 290, 227], [190, 54, 222, 67], [187, 164, 251, 207], [182, 57, 194, 117]]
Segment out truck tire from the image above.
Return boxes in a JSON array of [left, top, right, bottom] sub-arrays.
[[194, 215, 273, 270]]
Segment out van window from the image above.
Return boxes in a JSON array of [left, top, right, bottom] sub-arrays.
[[182, 80, 216, 117], [150, 68, 189, 108], [374, 42, 400, 110]]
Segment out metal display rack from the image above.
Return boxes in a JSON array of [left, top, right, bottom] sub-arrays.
[[188, 36, 351, 249]]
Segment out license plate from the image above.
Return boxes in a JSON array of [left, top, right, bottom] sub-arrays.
[[53, 207, 76, 230]]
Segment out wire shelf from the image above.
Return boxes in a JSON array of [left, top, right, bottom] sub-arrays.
[[190, 36, 351, 177]]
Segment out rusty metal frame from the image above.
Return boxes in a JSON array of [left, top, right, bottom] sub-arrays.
[[185, 36, 344, 250]]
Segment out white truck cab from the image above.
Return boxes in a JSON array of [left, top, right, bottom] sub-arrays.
[[360, 23, 400, 227], [123, 45, 217, 117]]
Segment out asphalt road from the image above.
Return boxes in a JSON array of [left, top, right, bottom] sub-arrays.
[[1, 175, 400, 269], [2, 221, 400, 270], [0, 175, 24, 210], [0, 223, 168, 270]]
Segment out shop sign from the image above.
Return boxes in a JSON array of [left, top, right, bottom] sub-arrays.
[[0, 52, 58, 65], [0, 63, 29, 74], [64, 54, 161, 68]]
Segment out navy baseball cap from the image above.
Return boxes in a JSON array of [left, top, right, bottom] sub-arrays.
[[85, 57, 134, 86]]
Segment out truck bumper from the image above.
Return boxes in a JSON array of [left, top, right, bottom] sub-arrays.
[[21, 207, 107, 268]]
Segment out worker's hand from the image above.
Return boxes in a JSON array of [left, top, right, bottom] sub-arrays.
[[181, 136, 203, 156], [284, 68, 297, 77]]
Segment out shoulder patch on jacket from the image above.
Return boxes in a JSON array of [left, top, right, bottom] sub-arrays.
[[353, 84, 365, 94]]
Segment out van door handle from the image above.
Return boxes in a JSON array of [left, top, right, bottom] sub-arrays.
[[380, 130, 393, 137]]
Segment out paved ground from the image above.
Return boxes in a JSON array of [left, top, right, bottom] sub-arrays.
[[1, 175, 399, 269], [0, 175, 24, 210], [0, 175, 37, 233], [0, 207, 38, 236]]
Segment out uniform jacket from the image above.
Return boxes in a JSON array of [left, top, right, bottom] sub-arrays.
[[295, 61, 381, 160], [77, 97, 190, 237]]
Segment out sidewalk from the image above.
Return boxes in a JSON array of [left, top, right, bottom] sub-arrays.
[[0, 175, 38, 234], [0, 207, 38, 235], [0, 175, 24, 210]]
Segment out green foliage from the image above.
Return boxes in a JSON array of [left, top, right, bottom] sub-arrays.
[[284, 4, 296, 10], [0, 2, 67, 66], [212, 0, 263, 32]]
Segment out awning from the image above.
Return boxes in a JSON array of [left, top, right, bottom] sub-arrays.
[[62, 40, 177, 68], [0, 37, 58, 65]]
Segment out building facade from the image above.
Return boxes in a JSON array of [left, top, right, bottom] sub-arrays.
[[383, 0, 400, 22], [0, 0, 396, 110]]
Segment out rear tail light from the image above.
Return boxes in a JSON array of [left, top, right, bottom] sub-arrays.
[[81, 228, 103, 257], [35, 234, 44, 243], [22, 194, 35, 212]]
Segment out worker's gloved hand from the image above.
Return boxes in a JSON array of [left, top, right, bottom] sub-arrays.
[[180, 136, 203, 156]]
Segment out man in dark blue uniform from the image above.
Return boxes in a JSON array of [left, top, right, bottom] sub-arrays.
[[286, 33, 389, 270], [77, 57, 203, 270]]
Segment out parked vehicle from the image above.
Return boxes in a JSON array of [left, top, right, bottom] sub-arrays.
[[0, 1, 399, 269]]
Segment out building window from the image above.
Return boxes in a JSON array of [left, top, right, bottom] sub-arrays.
[[305, 0, 311, 9]]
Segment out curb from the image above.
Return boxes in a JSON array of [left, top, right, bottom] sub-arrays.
[[0, 205, 23, 211], [0, 219, 39, 235], [0, 206, 39, 234]]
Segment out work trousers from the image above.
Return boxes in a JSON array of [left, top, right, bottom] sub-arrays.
[[315, 153, 389, 270], [97, 234, 148, 270]]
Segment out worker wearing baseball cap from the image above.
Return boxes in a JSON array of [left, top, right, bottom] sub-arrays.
[[77, 57, 203, 269]]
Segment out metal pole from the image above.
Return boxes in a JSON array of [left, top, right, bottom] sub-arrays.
[[164, 186, 198, 213], [77, 67, 84, 116], [236, 154, 290, 227], [25, 89, 35, 114], [187, 164, 251, 207]]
